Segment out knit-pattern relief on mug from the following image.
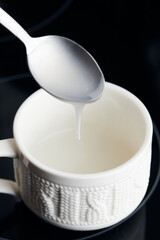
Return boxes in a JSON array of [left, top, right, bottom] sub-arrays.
[[13, 150, 151, 227]]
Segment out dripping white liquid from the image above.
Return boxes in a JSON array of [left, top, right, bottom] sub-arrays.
[[72, 102, 85, 140]]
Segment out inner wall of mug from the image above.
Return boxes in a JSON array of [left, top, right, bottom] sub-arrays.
[[14, 83, 149, 174]]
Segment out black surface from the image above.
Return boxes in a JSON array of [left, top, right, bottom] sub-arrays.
[[0, 1, 160, 239]]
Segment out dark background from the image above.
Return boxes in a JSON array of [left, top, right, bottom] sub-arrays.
[[0, 1, 159, 239]]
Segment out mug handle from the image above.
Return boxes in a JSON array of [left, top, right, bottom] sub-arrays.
[[0, 139, 20, 198]]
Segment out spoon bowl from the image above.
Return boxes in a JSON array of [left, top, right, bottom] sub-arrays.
[[27, 35, 104, 102]]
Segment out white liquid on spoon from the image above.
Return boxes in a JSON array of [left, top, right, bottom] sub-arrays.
[[28, 37, 103, 102]]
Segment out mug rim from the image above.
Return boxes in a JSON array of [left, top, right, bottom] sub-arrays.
[[13, 82, 153, 181]]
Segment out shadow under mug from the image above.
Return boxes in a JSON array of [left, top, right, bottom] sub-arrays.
[[0, 82, 153, 231]]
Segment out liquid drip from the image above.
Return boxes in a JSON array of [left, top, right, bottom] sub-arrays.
[[72, 102, 85, 140]]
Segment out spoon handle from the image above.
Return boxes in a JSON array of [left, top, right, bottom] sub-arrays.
[[0, 7, 31, 46]]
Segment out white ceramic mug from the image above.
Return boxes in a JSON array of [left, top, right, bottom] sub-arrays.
[[0, 82, 152, 231]]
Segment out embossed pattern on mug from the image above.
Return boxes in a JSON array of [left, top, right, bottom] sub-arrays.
[[13, 147, 151, 228]]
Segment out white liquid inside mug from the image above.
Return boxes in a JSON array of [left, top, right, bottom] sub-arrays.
[[15, 83, 149, 175], [29, 126, 134, 174]]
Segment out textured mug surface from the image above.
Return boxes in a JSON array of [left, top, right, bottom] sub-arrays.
[[12, 82, 152, 230]]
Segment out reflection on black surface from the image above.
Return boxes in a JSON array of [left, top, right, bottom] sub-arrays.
[[0, 200, 146, 240]]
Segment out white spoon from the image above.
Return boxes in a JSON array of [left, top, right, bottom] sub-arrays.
[[0, 7, 104, 103]]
